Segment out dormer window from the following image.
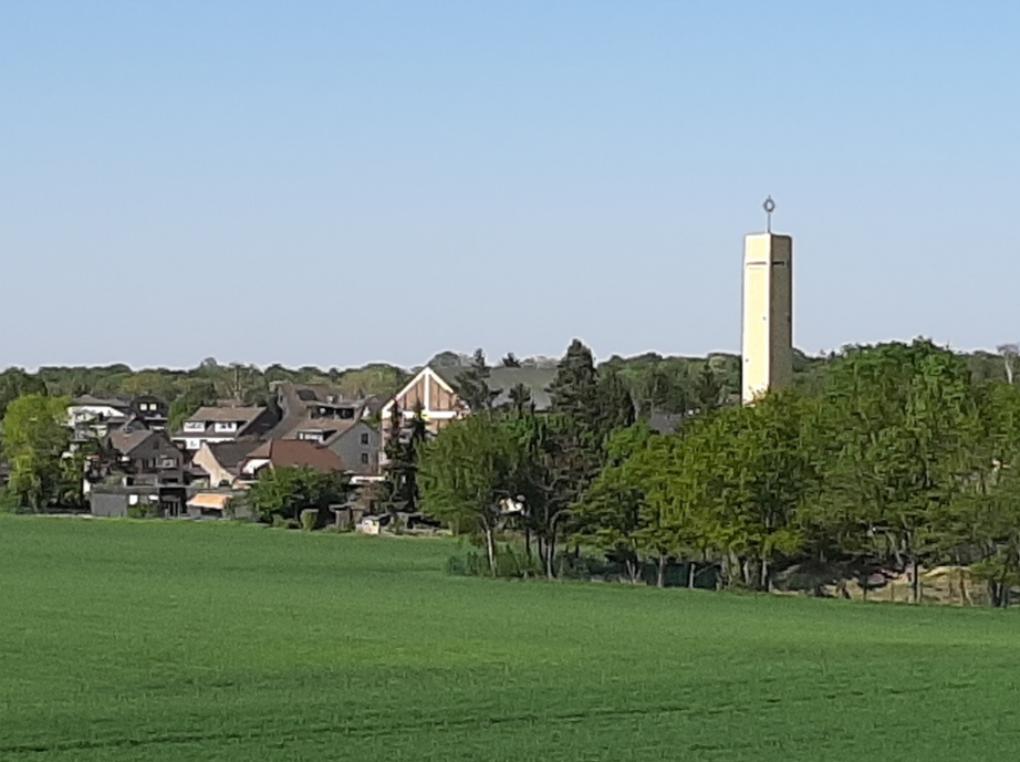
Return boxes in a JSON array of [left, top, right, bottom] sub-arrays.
[[213, 422, 238, 433], [183, 421, 206, 432]]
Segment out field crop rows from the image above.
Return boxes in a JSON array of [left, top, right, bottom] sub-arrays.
[[2, 516, 1019, 760]]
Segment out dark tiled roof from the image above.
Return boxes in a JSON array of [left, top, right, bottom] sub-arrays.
[[187, 406, 267, 425], [282, 417, 358, 445], [430, 365, 556, 411], [205, 439, 261, 471], [244, 440, 346, 473], [107, 427, 156, 456]]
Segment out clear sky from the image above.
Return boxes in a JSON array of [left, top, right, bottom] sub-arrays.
[[2, 2, 1018, 369]]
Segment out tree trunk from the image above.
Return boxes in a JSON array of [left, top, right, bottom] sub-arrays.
[[624, 558, 638, 584], [524, 527, 532, 561], [656, 556, 667, 588], [760, 558, 770, 592], [545, 534, 557, 579], [911, 557, 921, 604], [483, 524, 497, 576], [741, 558, 751, 588], [687, 562, 696, 590]]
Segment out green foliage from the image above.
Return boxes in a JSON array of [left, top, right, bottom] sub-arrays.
[[2, 394, 72, 512], [456, 348, 492, 412], [166, 380, 220, 432], [244, 466, 350, 523], [127, 502, 159, 519], [379, 401, 427, 512], [0, 368, 47, 421], [299, 508, 319, 532], [419, 413, 522, 573]]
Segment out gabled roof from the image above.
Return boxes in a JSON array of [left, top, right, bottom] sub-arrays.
[[71, 394, 132, 409], [203, 439, 261, 471], [428, 365, 556, 411], [243, 440, 346, 473], [108, 427, 157, 456], [486, 367, 556, 410], [186, 406, 267, 425], [282, 417, 360, 445]]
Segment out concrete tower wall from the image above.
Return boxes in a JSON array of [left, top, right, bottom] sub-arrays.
[[742, 233, 793, 404]]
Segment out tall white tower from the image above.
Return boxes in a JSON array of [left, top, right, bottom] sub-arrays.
[[741, 198, 793, 404]]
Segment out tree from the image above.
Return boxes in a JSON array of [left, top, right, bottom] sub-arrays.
[[167, 380, 218, 432], [0, 369, 47, 421], [694, 362, 722, 412], [575, 424, 654, 582], [501, 353, 522, 368], [457, 349, 493, 412], [549, 339, 600, 426], [811, 341, 978, 602], [997, 343, 1018, 385], [419, 414, 522, 573], [596, 369, 635, 433], [2, 394, 71, 512], [380, 401, 428, 513], [507, 383, 533, 417]]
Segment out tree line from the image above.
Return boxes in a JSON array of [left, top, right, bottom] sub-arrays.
[[417, 339, 1020, 606]]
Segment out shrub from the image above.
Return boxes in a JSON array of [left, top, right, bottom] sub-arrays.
[[127, 502, 159, 519], [0, 489, 24, 514], [299, 509, 318, 532], [446, 545, 542, 579], [271, 514, 298, 529], [445, 555, 467, 576]]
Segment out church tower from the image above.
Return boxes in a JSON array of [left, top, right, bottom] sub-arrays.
[[741, 198, 793, 404]]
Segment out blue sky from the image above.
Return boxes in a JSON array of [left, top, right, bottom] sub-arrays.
[[2, 2, 1017, 369]]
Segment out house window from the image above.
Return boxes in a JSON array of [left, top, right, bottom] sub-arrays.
[[360, 433, 369, 445], [213, 422, 237, 433], [183, 421, 205, 432], [361, 453, 370, 465]]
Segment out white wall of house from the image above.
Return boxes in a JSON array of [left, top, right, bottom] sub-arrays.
[[67, 404, 127, 426]]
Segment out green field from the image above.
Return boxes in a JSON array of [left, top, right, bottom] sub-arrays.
[[2, 517, 1019, 760]]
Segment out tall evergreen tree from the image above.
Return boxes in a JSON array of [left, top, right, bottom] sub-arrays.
[[458, 349, 493, 412]]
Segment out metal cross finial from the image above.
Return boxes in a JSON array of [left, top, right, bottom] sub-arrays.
[[763, 195, 776, 233]]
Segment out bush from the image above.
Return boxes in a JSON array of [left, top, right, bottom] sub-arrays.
[[0, 489, 24, 514], [271, 514, 299, 529], [446, 544, 542, 579], [445, 555, 467, 576], [127, 502, 159, 519]]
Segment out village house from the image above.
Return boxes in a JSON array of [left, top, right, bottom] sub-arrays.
[[280, 418, 380, 477], [379, 364, 556, 440], [191, 439, 261, 488], [106, 425, 185, 482], [130, 395, 169, 430], [173, 405, 276, 451], [269, 381, 379, 432], [67, 395, 134, 441]]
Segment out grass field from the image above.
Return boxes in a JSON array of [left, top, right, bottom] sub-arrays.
[[2, 516, 1019, 761]]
